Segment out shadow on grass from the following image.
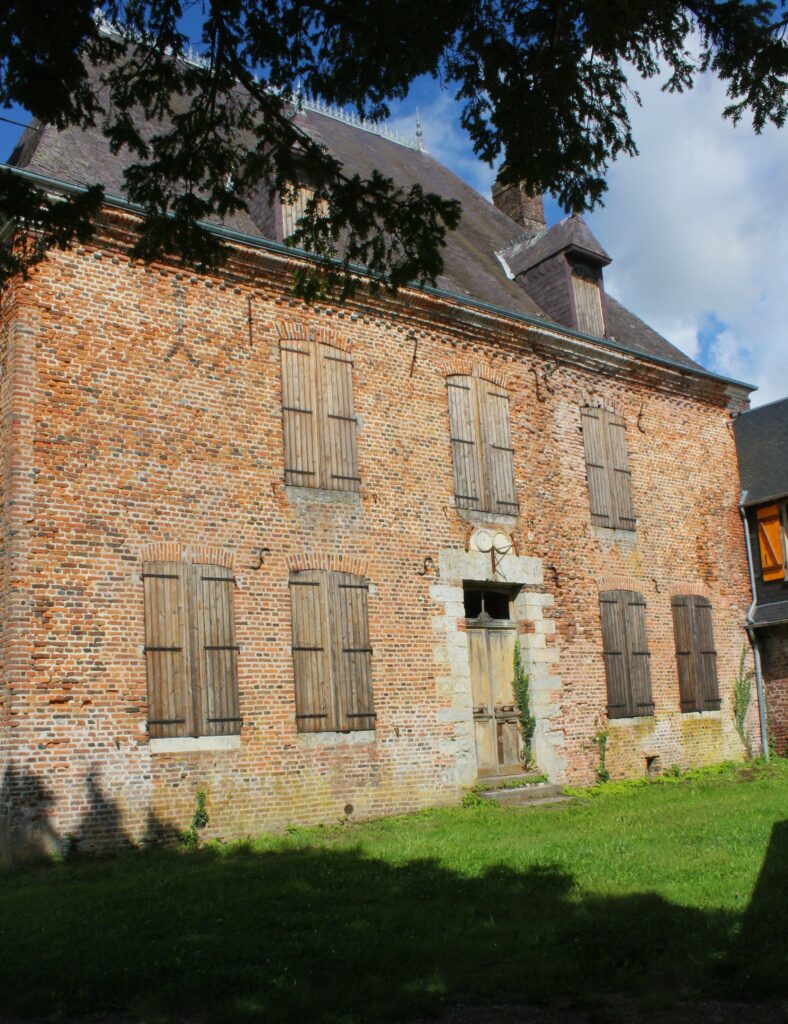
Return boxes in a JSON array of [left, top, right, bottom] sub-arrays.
[[0, 814, 785, 1022]]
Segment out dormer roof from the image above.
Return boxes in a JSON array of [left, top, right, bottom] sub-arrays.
[[499, 214, 611, 278]]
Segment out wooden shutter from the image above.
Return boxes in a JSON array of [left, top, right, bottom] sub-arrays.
[[143, 562, 192, 738], [447, 376, 483, 510], [599, 590, 652, 719], [282, 186, 314, 238], [581, 407, 635, 531], [332, 573, 375, 730], [190, 564, 241, 735], [605, 412, 636, 531], [757, 504, 785, 582], [671, 595, 720, 712], [572, 272, 605, 337], [290, 570, 334, 731], [320, 345, 360, 492], [281, 340, 319, 487], [671, 595, 697, 712], [693, 597, 720, 709], [599, 591, 631, 718], [480, 382, 518, 516], [622, 592, 654, 715], [581, 407, 614, 527]]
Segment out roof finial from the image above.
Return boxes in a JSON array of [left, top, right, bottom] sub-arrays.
[[415, 108, 424, 151]]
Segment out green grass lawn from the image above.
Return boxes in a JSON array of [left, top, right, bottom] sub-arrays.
[[1, 761, 786, 1023]]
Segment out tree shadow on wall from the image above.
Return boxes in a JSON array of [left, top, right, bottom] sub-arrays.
[[1, 820, 786, 1023], [0, 762, 180, 867]]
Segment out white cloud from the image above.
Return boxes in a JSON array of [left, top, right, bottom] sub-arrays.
[[389, 66, 788, 407], [584, 69, 788, 406]]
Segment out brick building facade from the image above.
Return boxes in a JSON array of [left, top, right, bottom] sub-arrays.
[[0, 101, 760, 861]]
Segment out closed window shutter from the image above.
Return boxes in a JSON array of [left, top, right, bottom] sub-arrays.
[[190, 564, 241, 735], [581, 407, 635, 531], [581, 407, 614, 527], [143, 561, 191, 738], [692, 597, 720, 710], [671, 595, 697, 712], [320, 345, 360, 492], [290, 570, 333, 731], [281, 341, 319, 487], [572, 273, 606, 337], [757, 504, 785, 581], [332, 573, 375, 729], [447, 376, 483, 510], [599, 591, 631, 718], [480, 383, 518, 516], [599, 590, 653, 719], [605, 413, 636, 531], [622, 592, 654, 715], [282, 186, 314, 238]]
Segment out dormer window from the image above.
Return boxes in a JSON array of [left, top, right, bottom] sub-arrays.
[[572, 263, 605, 337], [281, 185, 316, 239]]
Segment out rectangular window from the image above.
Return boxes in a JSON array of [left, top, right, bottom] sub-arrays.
[[447, 375, 518, 516], [671, 594, 721, 713], [581, 406, 636, 531], [598, 589, 654, 719], [289, 569, 375, 732], [280, 339, 360, 492], [756, 503, 787, 582], [281, 186, 314, 239], [572, 267, 605, 337], [142, 562, 241, 739]]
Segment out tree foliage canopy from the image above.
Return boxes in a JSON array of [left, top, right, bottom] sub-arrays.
[[1, 0, 786, 295]]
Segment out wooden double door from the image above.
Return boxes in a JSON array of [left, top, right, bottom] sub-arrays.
[[468, 621, 521, 777]]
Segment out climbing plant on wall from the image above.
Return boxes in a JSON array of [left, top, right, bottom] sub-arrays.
[[512, 639, 536, 770]]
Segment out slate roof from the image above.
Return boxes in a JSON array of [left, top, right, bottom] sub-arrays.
[[499, 214, 612, 277], [734, 398, 788, 506], [7, 100, 707, 375]]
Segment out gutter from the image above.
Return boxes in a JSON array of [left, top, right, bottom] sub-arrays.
[[739, 490, 770, 761], [1, 162, 757, 394]]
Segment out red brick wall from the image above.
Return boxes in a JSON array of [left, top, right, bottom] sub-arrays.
[[0, 217, 756, 856], [761, 625, 788, 756]]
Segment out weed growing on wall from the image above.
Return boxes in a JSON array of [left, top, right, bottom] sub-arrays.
[[592, 717, 610, 783], [733, 645, 754, 759], [182, 790, 209, 848], [512, 639, 536, 769]]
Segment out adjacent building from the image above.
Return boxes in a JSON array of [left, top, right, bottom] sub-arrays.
[[734, 398, 788, 756]]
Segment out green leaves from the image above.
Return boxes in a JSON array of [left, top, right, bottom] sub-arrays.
[[0, 1, 786, 294]]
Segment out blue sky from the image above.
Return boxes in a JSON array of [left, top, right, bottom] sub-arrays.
[[2, 52, 786, 407]]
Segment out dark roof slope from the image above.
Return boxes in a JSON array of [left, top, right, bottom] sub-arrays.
[[734, 398, 788, 505], [8, 99, 708, 374], [501, 214, 611, 276]]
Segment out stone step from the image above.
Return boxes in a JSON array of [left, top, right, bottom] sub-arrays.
[[480, 782, 568, 805], [477, 771, 546, 791]]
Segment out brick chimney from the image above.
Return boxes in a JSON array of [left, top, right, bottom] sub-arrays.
[[492, 178, 545, 239]]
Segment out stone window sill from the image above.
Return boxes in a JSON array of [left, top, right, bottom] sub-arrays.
[[591, 525, 637, 543], [286, 485, 361, 506], [607, 715, 655, 727], [680, 709, 722, 720], [149, 735, 241, 754], [297, 730, 375, 746]]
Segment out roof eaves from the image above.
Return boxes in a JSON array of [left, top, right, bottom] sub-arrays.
[[2, 162, 758, 395]]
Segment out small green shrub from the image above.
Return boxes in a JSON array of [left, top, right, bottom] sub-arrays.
[[182, 790, 209, 848], [512, 639, 536, 769], [461, 787, 487, 808], [733, 644, 754, 758], [592, 721, 610, 783]]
